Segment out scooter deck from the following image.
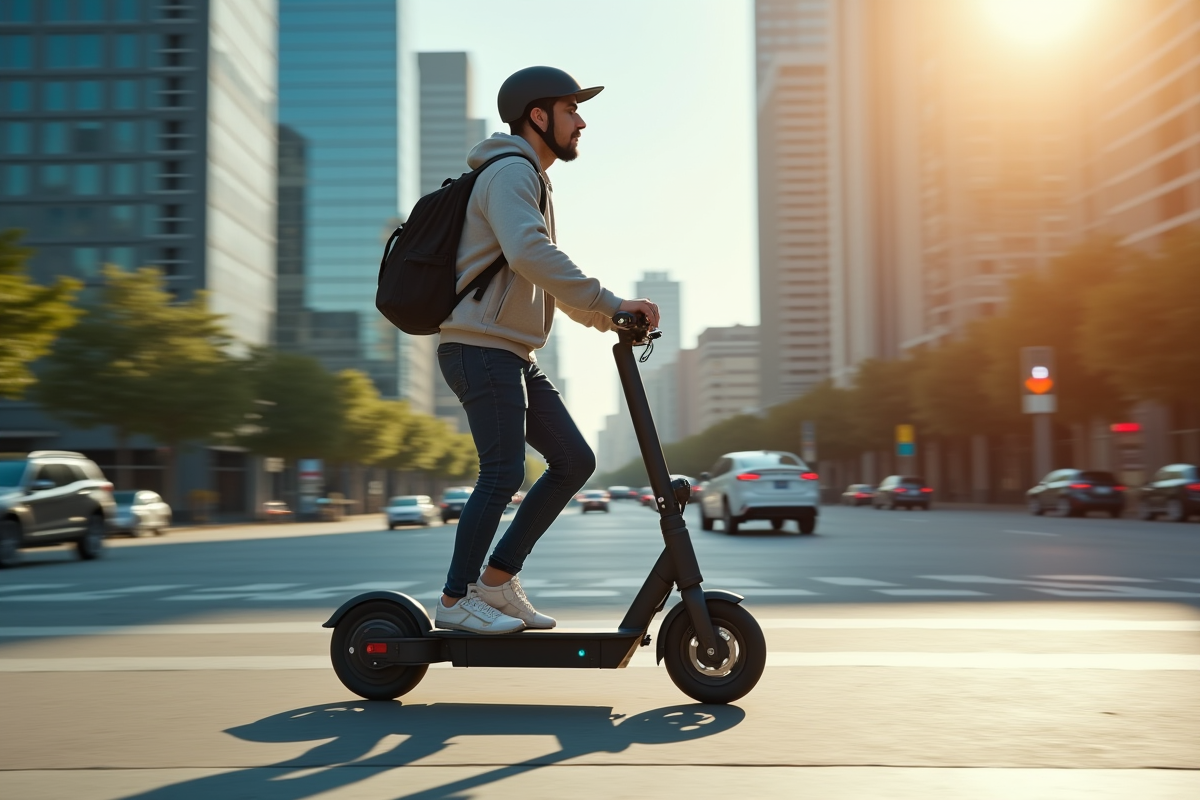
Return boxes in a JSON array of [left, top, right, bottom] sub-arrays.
[[388, 628, 648, 669]]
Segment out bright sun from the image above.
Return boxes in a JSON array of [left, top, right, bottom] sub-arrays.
[[980, 0, 1092, 47]]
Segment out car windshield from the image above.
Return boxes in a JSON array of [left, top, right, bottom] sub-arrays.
[[900, 476, 926, 485], [583, 491, 605, 498], [0, 460, 28, 487], [389, 497, 418, 507], [443, 490, 470, 500], [1079, 471, 1117, 484], [738, 453, 805, 470], [112, 491, 137, 503]]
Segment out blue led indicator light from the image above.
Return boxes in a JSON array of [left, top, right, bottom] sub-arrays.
[[578, 649, 586, 657]]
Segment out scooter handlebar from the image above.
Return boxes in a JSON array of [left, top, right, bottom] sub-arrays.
[[611, 311, 662, 343]]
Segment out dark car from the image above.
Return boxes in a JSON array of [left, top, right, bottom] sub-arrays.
[[1027, 469, 1126, 518], [0, 450, 115, 568], [578, 489, 610, 513], [439, 486, 472, 522], [872, 475, 932, 510], [607, 485, 638, 501], [841, 483, 875, 506], [1137, 464, 1200, 522], [639, 486, 654, 507]]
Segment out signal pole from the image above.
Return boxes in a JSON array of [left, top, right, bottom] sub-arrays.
[[1021, 347, 1057, 481]]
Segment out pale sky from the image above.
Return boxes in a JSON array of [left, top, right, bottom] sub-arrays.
[[406, 0, 760, 449]]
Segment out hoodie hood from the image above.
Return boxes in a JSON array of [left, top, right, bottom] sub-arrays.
[[467, 133, 546, 179]]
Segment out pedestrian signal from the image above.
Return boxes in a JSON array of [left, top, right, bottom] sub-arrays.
[[1020, 346, 1056, 414]]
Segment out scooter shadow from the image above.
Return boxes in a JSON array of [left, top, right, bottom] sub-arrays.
[[118, 701, 746, 800]]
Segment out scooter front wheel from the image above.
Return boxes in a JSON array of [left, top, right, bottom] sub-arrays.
[[662, 599, 766, 704], [330, 600, 429, 700]]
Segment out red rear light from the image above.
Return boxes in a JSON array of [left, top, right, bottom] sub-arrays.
[[1110, 422, 1140, 433], [1069, 483, 1090, 489], [100, 483, 113, 491], [736, 473, 761, 481], [1188, 483, 1200, 491], [895, 487, 907, 493], [920, 487, 933, 493], [800, 472, 818, 480], [365, 643, 387, 655], [855, 492, 867, 498], [1115, 485, 1126, 491], [439, 503, 448, 508]]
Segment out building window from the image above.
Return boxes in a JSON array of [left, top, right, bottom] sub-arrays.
[[43, 121, 68, 153], [40, 164, 69, 194], [160, 160, 184, 191], [108, 247, 135, 269], [160, 119, 185, 151], [115, 33, 139, 68], [115, 0, 140, 22], [0, 35, 31, 69], [3, 164, 30, 196], [73, 164, 101, 195], [110, 204, 137, 233], [72, 247, 101, 280], [112, 163, 137, 194], [73, 121, 102, 152], [79, 0, 105, 21], [5, 81, 31, 111], [3, 122, 31, 154], [47, 34, 102, 68], [111, 120, 138, 152], [2, 0, 33, 23], [46, 0, 69, 21], [114, 79, 138, 110], [76, 80, 102, 110], [43, 81, 68, 111]]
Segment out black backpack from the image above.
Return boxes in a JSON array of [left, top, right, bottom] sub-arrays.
[[375, 152, 547, 335]]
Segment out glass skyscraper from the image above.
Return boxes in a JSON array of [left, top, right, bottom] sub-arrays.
[[277, 0, 428, 407]]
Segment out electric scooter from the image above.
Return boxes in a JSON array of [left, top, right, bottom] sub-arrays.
[[324, 312, 767, 704]]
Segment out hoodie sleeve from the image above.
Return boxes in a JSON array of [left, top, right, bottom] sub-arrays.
[[481, 161, 624, 320]]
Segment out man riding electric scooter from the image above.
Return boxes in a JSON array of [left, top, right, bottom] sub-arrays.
[[434, 66, 661, 634]]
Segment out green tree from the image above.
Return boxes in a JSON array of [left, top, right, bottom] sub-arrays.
[[764, 380, 859, 462], [847, 359, 915, 452], [911, 324, 1001, 439], [434, 432, 479, 481], [1081, 229, 1200, 413], [0, 230, 81, 399], [380, 409, 449, 473], [36, 266, 248, 500], [240, 349, 342, 464], [328, 370, 402, 467]]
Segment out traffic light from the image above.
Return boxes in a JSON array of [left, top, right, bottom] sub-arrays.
[[1020, 346, 1057, 414]]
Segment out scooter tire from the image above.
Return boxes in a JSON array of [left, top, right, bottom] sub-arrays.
[[662, 599, 766, 704], [330, 600, 429, 700]]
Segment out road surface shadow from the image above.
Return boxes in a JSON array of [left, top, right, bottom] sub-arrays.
[[118, 701, 745, 800]]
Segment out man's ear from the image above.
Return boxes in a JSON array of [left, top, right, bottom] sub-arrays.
[[529, 106, 549, 134]]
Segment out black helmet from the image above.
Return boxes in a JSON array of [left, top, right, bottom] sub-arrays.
[[497, 66, 603, 123]]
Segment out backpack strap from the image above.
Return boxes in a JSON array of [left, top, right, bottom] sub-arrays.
[[456, 152, 547, 303]]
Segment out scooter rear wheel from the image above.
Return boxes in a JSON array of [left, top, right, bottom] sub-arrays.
[[330, 601, 429, 700], [662, 599, 765, 704]]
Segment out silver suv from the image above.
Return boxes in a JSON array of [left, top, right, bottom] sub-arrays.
[[0, 451, 116, 568]]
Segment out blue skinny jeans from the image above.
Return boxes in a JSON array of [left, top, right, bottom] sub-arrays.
[[437, 342, 596, 598]]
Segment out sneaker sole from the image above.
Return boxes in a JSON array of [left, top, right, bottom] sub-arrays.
[[434, 619, 526, 635]]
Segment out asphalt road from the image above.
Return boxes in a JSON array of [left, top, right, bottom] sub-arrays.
[[1, 501, 1198, 799]]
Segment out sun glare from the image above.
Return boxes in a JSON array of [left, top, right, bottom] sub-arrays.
[[980, 0, 1091, 47]]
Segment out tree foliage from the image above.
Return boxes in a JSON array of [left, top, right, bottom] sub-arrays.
[[0, 230, 81, 399], [239, 349, 342, 463]]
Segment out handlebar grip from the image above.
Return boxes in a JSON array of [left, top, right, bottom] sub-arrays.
[[612, 311, 642, 329]]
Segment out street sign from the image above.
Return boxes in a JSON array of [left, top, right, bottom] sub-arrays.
[[264, 457, 284, 473], [1020, 346, 1057, 414], [895, 424, 915, 457], [801, 421, 817, 464]]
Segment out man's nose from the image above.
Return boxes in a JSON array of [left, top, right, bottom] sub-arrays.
[[576, 115, 586, 130]]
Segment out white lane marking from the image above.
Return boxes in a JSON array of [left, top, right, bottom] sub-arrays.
[[4, 652, 1196, 672], [1031, 588, 1200, 598], [192, 583, 303, 592], [163, 582, 417, 601], [874, 589, 989, 597], [534, 590, 620, 598], [0, 585, 188, 602], [705, 577, 772, 587], [0, 584, 73, 593], [812, 578, 900, 587], [731, 588, 820, 596], [2, 618, 1196, 639], [1034, 575, 1155, 583], [1172, 578, 1200, 584], [584, 578, 647, 588], [1004, 530, 1060, 537]]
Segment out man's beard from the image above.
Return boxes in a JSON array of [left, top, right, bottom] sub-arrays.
[[535, 113, 579, 162]]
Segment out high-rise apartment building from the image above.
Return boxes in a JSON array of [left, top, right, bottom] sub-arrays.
[[696, 325, 760, 432], [634, 271, 681, 442], [277, 0, 430, 410], [419, 50, 488, 429]]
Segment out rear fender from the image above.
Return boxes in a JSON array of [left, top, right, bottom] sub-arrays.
[[656, 590, 745, 664], [323, 591, 433, 632]]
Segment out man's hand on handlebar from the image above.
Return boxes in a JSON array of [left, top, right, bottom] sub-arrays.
[[618, 298, 660, 329]]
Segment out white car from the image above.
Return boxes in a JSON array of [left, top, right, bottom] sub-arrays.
[[110, 490, 171, 537], [384, 495, 439, 529], [698, 450, 819, 534]]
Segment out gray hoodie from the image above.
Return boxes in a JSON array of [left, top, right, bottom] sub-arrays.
[[437, 133, 625, 361]]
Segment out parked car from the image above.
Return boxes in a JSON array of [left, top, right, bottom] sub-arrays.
[[578, 489, 610, 513], [439, 487, 472, 522], [841, 484, 875, 506], [1137, 464, 1200, 522], [873, 475, 933, 510], [261, 501, 294, 522], [111, 490, 171, 536], [0, 450, 115, 568], [698, 450, 819, 534], [607, 485, 639, 501], [638, 486, 654, 507], [1027, 469, 1125, 518], [384, 495, 439, 529]]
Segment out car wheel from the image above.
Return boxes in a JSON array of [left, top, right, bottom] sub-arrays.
[[77, 515, 105, 561], [1028, 497, 1044, 516], [797, 510, 816, 535], [722, 502, 739, 535], [1138, 501, 1157, 521], [1056, 497, 1076, 518], [1108, 509, 1121, 519], [0, 518, 22, 569], [770, 519, 784, 531], [700, 507, 713, 531], [1166, 498, 1188, 523]]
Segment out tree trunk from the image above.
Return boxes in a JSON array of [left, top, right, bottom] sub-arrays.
[[115, 428, 133, 490]]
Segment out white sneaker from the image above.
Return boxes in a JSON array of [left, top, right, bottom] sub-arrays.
[[434, 590, 525, 634], [474, 575, 557, 629]]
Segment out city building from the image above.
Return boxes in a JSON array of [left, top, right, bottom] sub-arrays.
[[696, 324, 760, 432], [0, 0, 278, 514], [418, 50, 488, 430], [277, 0, 431, 411], [635, 271, 681, 443]]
